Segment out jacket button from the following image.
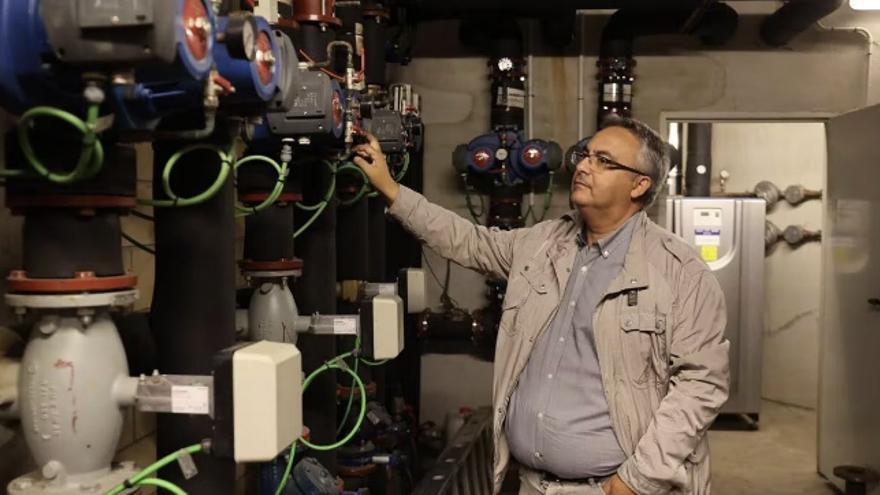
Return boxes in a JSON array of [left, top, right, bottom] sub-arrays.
[[524, 266, 529, 271]]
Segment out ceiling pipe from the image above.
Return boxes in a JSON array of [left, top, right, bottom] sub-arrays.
[[760, 0, 845, 47], [394, 0, 735, 18], [596, 2, 738, 126]]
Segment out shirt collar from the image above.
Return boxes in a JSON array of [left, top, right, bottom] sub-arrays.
[[574, 212, 639, 259]]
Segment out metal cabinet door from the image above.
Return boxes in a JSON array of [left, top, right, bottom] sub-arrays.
[[819, 104, 880, 492]]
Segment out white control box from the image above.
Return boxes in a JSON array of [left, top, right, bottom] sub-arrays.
[[401, 268, 427, 314], [232, 341, 302, 462], [366, 294, 405, 360]]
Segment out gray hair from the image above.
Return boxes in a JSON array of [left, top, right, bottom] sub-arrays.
[[599, 115, 670, 208]]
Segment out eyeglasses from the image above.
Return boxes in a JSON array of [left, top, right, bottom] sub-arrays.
[[570, 150, 646, 176]]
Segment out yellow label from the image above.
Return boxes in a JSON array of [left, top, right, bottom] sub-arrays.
[[700, 245, 718, 262]]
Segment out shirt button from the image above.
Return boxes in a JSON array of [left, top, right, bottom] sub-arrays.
[[547, 373, 553, 380], [534, 452, 543, 459], [569, 301, 576, 307], [537, 412, 544, 419], [580, 266, 587, 273], [559, 337, 565, 343], [603, 250, 610, 257]]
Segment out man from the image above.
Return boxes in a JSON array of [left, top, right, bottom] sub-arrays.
[[353, 117, 729, 495]]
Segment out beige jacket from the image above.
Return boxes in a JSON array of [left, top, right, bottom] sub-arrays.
[[389, 186, 730, 495]]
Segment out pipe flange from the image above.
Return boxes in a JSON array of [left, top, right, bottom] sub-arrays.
[[292, 13, 342, 27], [238, 192, 303, 203], [5, 290, 138, 310], [7, 461, 139, 495], [7, 271, 137, 293], [243, 269, 303, 279], [6, 195, 137, 211], [239, 258, 304, 273]]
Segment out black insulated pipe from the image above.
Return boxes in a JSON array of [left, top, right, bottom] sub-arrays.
[[293, 158, 339, 474], [151, 140, 237, 494], [760, 0, 844, 47], [243, 204, 296, 262], [685, 123, 712, 197], [362, 6, 389, 86], [600, 2, 739, 58], [597, 3, 738, 125]]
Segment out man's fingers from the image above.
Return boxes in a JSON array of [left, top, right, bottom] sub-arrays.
[[353, 144, 377, 158], [352, 156, 371, 169], [368, 134, 381, 152]]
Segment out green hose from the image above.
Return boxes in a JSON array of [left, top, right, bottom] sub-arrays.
[[359, 357, 389, 367], [16, 103, 104, 184], [103, 443, 204, 495], [293, 160, 337, 239], [298, 354, 367, 452], [336, 355, 360, 435], [138, 144, 232, 208], [337, 162, 370, 207], [234, 155, 288, 217], [133, 478, 188, 495], [273, 441, 298, 495], [393, 152, 410, 182]]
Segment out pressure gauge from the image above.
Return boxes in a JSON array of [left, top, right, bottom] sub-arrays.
[[225, 12, 259, 61]]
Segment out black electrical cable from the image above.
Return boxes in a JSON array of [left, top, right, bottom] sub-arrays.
[[122, 231, 155, 255], [130, 210, 155, 222]]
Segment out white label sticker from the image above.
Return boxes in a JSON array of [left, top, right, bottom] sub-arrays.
[[376, 284, 397, 296], [333, 317, 358, 335], [694, 228, 722, 246], [497, 87, 525, 109], [171, 385, 211, 415]]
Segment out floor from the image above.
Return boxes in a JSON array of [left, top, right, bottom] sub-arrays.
[[710, 400, 838, 495]]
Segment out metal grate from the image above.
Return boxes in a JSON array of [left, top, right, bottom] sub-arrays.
[[413, 407, 494, 495]]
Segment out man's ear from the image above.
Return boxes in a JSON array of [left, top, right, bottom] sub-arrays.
[[630, 175, 652, 201]]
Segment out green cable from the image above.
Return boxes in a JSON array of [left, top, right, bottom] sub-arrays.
[[103, 443, 204, 495], [298, 355, 367, 452], [293, 201, 328, 239], [234, 155, 288, 217], [133, 478, 187, 495], [275, 345, 363, 494], [359, 357, 389, 367], [336, 354, 360, 435], [273, 441, 298, 495], [392, 152, 410, 182], [16, 103, 104, 184], [293, 160, 337, 239], [295, 160, 337, 211], [337, 162, 370, 207], [138, 144, 232, 208]]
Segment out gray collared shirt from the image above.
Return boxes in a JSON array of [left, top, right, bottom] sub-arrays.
[[506, 214, 637, 479]]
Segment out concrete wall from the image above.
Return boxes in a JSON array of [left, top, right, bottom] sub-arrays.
[[709, 122, 826, 409], [402, 5, 880, 421]]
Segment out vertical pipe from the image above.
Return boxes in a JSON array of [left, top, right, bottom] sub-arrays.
[[151, 139, 237, 494], [293, 158, 338, 473], [684, 123, 712, 197]]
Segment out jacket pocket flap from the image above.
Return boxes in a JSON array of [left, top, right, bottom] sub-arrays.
[[620, 309, 665, 333], [520, 264, 550, 295]]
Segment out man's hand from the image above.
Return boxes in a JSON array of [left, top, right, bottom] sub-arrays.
[[352, 132, 400, 205], [602, 474, 637, 495]]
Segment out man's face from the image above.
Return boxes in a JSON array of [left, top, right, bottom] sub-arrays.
[[570, 126, 652, 210]]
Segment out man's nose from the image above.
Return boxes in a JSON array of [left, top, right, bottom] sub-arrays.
[[575, 158, 592, 175]]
